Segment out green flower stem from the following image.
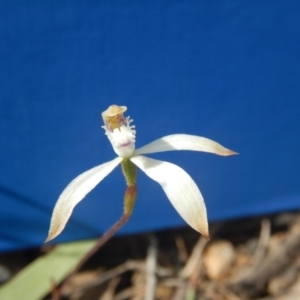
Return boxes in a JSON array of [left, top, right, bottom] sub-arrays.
[[124, 184, 137, 216], [121, 158, 137, 186], [121, 158, 138, 216]]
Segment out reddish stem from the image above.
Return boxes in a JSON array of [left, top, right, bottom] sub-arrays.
[[52, 214, 129, 300]]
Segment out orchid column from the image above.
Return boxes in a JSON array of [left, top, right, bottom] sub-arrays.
[[102, 105, 138, 220]]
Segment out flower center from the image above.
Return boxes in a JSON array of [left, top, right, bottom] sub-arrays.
[[102, 105, 128, 132], [101, 105, 136, 158]]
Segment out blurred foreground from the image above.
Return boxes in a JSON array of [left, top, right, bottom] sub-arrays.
[[1, 211, 300, 300]]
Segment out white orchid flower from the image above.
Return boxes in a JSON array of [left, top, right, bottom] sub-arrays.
[[46, 105, 237, 242]]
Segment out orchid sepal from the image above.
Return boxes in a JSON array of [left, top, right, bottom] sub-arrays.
[[134, 134, 237, 157], [130, 155, 209, 238], [45, 156, 122, 242]]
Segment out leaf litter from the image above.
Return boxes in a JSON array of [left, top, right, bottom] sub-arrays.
[[1, 211, 300, 300]]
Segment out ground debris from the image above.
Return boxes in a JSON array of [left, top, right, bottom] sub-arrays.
[[1, 211, 300, 300]]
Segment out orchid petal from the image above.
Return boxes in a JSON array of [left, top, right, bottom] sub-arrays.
[[134, 134, 237, 156], [45, 156, 122, 242], [130, 155, 209, 238]]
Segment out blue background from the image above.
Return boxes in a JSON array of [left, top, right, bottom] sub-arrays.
[[0, 1, 299, 251]]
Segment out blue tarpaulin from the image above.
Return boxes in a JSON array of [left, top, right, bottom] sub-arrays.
[[0, 1, 299, 252]]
